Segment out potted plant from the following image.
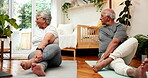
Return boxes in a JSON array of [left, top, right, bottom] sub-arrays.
[[61, 2, 72, 20], [116, 0, 132, 26], [93, 0, 105, 12], [0, 14, 19, 38], [134, 34, 148, 60], [81, 0, 105, 12], [62, 0, 105, 20]]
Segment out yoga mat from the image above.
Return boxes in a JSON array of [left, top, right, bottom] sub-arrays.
[[13, 61, 77, 78], [0, 71, 12, 77], [86, 61, 148, 78]]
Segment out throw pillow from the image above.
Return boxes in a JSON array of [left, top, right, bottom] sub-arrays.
[[58, 24, 73, 35]]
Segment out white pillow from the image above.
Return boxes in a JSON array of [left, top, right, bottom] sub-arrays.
[[72, 28, 77, 35], [58, 24, 73, 35]]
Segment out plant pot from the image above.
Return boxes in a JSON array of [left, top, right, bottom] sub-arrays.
[[0, 35, 7, 38], [71, 0, 79, 7], [141, 54, 147, 62]]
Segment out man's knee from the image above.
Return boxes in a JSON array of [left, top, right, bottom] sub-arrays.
[[128, 38, 138, 46]]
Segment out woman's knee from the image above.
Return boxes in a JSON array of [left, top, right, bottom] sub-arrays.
[[44, 44, 61, 54], [46, 44, 60, 50]]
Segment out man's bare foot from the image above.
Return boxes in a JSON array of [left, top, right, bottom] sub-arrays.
[[92, 57, 113, 73], [32, 63, 46, 76], [127, 58, 148, 78], [20, 60, 32, 70], [129, 66, 147, 78], [140, 58, 148, 70], [92, 63, 103, 73]]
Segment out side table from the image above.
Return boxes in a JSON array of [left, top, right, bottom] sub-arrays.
[[0, 38, 12, 63]]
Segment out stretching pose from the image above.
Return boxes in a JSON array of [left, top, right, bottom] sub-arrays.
[[93, 8, 147, 78], [20, 10, 62, 76]]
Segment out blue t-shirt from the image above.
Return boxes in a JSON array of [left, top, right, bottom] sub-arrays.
[[98, 23, 127, 54]]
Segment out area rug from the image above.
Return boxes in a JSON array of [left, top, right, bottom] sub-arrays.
[[13, 61, 77, 78], [0, 71, 12, 77], [3, 54, 28, 60], [86, 61, 148, 78], [3, 49, 31, 60]]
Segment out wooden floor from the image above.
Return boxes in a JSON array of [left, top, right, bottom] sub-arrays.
[[0, 50, 142, 78]]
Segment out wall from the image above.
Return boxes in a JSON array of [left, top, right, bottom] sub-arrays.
[[112, 0, 148, 36], [64, 0, 109, 28], [65, 6, 101, 26], [64, 0, 148, 36]]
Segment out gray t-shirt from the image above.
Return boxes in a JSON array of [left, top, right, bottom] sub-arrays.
[[98, 23, 127, 55]]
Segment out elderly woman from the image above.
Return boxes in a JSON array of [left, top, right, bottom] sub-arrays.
[[20, 10, 62, 76]]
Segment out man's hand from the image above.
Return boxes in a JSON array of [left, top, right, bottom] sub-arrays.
[[96, 58, 105, 64], [34, 50, 43, 62]]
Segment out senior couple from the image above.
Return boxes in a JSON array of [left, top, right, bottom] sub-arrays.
[[20, 9, 148, 78]]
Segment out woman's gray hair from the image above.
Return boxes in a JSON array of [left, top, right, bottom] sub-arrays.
[[105, 10, 116, 20], [36, 10, 52, 25]]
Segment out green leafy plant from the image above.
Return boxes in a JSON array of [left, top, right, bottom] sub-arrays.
[[82, 0, 104, 12], [61, 2, 72, 20], [134, 34, 148, 59], [62, 0, 105, 20], [116, 0, 132, 26], [94, 0, 105, 12], [0, 14, 19, 38]]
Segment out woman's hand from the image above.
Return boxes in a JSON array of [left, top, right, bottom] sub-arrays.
[[34, 50, 43, 62]]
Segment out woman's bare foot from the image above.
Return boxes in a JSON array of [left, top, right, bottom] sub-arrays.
[[32, 63, 46, 76], [20, 60, 32, 70], [92, 57, 113, 73], [20, 59, 36, 70]]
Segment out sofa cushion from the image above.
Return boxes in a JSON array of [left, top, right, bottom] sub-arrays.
[[58, 24, 73, 35]]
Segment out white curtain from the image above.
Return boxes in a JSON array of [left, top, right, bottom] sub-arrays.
[[51, 0, 65, 27]]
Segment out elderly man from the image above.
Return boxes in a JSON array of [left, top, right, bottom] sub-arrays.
[[92, 9, 147, 78]]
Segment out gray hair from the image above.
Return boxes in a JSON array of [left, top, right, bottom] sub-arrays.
[[105, 10, 116, 20], [36, 10, 52, 25]]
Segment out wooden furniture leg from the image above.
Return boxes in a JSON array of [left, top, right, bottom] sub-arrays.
[[10, 41, 12, 60], [61, 48, 76, 60], [1, 41, 4, 63], [73, 49, 76, 60], [0, 40, 12, 61]]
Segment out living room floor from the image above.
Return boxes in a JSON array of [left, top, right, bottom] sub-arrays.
[[0, 49, 142, 78]]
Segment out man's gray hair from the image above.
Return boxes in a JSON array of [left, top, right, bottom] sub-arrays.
[[105, 10, 116, 20], [36, 10, 52, 25]]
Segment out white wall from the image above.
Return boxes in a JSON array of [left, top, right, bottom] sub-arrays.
[[65, 6, 101, 26], [64, 0, 148, 36], [113, 0, 148, 36], [64, 0, 109, 27]]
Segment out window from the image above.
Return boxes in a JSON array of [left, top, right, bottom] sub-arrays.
[[0, 0, 8, 14], [1, 0, 51, 50]]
